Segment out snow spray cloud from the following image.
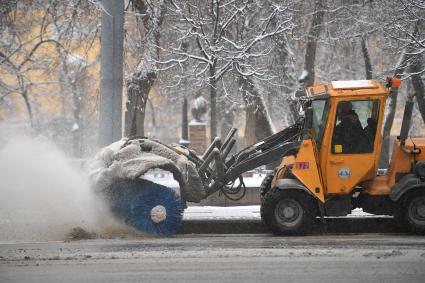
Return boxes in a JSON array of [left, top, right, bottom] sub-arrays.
[[0, 137, 112, 242]]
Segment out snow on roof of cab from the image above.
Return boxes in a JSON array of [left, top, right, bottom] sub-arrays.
[[331, 80, 378, 90]]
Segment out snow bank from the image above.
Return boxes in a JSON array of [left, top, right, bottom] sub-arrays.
[[183, 206, 381, 221]]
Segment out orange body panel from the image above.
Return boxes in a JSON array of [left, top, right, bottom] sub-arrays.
[[273, 140, 324, 202], [291, 140, 325, 202], [365, 138, 425, 195]]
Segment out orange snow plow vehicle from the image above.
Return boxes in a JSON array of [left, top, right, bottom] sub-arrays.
[[92, 78, 425, 236], [260, 79, 425, 235]]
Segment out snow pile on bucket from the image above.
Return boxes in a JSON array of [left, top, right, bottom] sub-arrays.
[[89, 139, 207, 202]]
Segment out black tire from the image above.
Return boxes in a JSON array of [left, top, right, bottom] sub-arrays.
[[260, 174, 274, 199], [396, 190, 425, 234], [260, 168, 294, 200], [261, 188, 315, 235]]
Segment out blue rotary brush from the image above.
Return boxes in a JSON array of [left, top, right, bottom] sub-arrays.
[[107, 178, 183, 236]]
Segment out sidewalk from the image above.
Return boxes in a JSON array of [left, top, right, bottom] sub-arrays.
[[180, 206, 397, 234], [183, 206, 390, 221]]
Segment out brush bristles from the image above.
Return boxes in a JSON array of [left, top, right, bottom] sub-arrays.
[[107, 178, 183, 236]]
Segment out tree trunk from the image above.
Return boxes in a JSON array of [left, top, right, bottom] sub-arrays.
[[59, 53, 84, 157], [146, 97, 157, 137], [124, 0, 165, 137], [361, 37, 373, 80], [181, 97, 189, 142], [220, 101, 235, 142], [125, 72, 156, 137], [71, 76, 82, 157], [410, 60, 425, 123], [21, 89, 33, 129], [303, 0, 325, 87], [240, 76, 274, 145], [275, 33, 298, 125], [290, 0, 325, 122], [209, 66, 218, 141]]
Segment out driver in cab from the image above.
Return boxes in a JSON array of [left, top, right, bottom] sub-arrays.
[[332, 101, 364, 154]]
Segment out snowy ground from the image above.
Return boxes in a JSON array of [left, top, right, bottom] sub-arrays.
[[184, 206, 262, 220], [2, 234, 425, 283], [183, 206, 388, 220]]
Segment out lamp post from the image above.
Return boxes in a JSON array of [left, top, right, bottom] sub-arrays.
[[99, 0, 124, 147]]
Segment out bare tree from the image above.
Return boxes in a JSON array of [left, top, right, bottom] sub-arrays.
[[303, 0, 325, 87], [361, 37, 373, 79], [124, 0, 166, 137], [161, 0, 293, 140], [410, 59, 425, 123], [378, 7, 424, 166], [0, 0, 100, 155], [290, 0, 325, 122], [379, 28, 418, 168], [241, 76, 274, 144]]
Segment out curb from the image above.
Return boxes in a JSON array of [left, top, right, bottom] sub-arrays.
[[179, 217, 402, 234]]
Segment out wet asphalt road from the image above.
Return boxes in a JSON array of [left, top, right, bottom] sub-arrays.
[[1, 233, 425, 283]]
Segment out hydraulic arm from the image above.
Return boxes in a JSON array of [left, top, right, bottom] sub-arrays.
[[197, 119, 304, 198]]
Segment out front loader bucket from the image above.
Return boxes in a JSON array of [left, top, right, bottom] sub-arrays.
[[89, 138, 208, 236]]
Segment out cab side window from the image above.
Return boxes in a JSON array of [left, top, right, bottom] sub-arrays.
[[311, 99, 329, 149], [331, 100, 379, 154]]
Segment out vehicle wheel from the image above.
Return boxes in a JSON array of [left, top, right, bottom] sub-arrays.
[[398, 191, 425, 234], [261, 188, 314, 235], [259, 173, 274, 199]]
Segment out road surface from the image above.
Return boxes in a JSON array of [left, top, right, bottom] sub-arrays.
[[1, 233, 425, 283]]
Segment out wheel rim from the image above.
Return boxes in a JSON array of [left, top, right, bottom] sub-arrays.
[[407, 195, 425, 226], [274, 198, 303, 228]]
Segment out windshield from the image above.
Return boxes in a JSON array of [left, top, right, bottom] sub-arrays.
[[311, 99, 329, 148]]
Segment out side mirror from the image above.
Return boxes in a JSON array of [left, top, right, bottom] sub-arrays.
[[304, 107, 313, 130]]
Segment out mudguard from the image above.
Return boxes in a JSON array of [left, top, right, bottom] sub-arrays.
[[275, 178, 313, 196], [390, 173, 425, 201]]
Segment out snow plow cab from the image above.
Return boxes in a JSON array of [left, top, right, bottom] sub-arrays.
[[261, 79, 425, 235]]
